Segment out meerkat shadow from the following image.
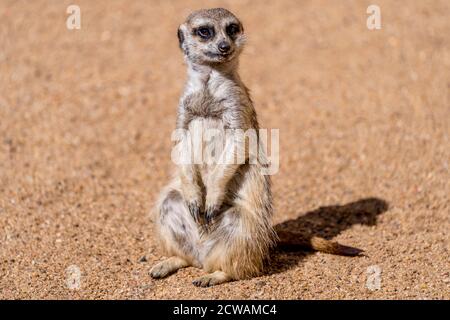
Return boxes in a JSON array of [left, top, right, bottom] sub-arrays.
[[266, 197, 389, 275]]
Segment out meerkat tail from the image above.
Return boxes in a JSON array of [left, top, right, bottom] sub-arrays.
[[276, 230, 364, 256]]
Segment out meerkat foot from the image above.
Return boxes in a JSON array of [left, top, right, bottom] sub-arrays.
[[192, 271, 231, 287], [150, 257, 189, 279]]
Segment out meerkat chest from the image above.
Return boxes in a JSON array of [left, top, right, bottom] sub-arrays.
[[178, 77, 246, 170], [182, 90, 225, 120], [187, 117, 228, 171]]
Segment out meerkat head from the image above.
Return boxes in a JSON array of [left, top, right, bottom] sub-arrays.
[[177, 8, 245, 66]]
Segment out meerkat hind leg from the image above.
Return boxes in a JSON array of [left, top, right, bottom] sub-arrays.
[[150, 256, 189, 279], [192, 271, 231, 287]]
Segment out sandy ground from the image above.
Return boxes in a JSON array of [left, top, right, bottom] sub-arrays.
[[0, 0, 449, 299]]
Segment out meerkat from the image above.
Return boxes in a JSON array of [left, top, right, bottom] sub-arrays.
[[150, 8, 362, 287]]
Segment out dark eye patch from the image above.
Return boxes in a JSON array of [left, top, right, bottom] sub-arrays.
[[226, 23, 240, 38], [194, 26, 215, 40]]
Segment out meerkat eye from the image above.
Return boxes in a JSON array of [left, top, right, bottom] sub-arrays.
[[196, 26, 214, 40], [226, 24, 240, 37]]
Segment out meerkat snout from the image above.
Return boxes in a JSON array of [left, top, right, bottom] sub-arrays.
[[177, 8, 245, 65], [217, 41, 231, 53]]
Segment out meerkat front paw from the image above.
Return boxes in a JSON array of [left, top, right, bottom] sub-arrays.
[[205, 190, 224, 225], [181, 184, 203, 223], [205, 203, 221, 225], [186, 200, 202, 223]]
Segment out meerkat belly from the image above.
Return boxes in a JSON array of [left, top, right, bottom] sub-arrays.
[[188, 117, 227, 176]]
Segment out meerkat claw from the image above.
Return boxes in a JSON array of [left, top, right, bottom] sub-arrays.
[[187, 201, 201, 223], [205, 204, 221, 225]]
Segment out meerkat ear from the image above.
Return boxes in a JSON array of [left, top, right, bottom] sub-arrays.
[[177, 25, 185, 49]]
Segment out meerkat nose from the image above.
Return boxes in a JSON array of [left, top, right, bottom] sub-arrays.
[[218, 41, 231, 53]]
